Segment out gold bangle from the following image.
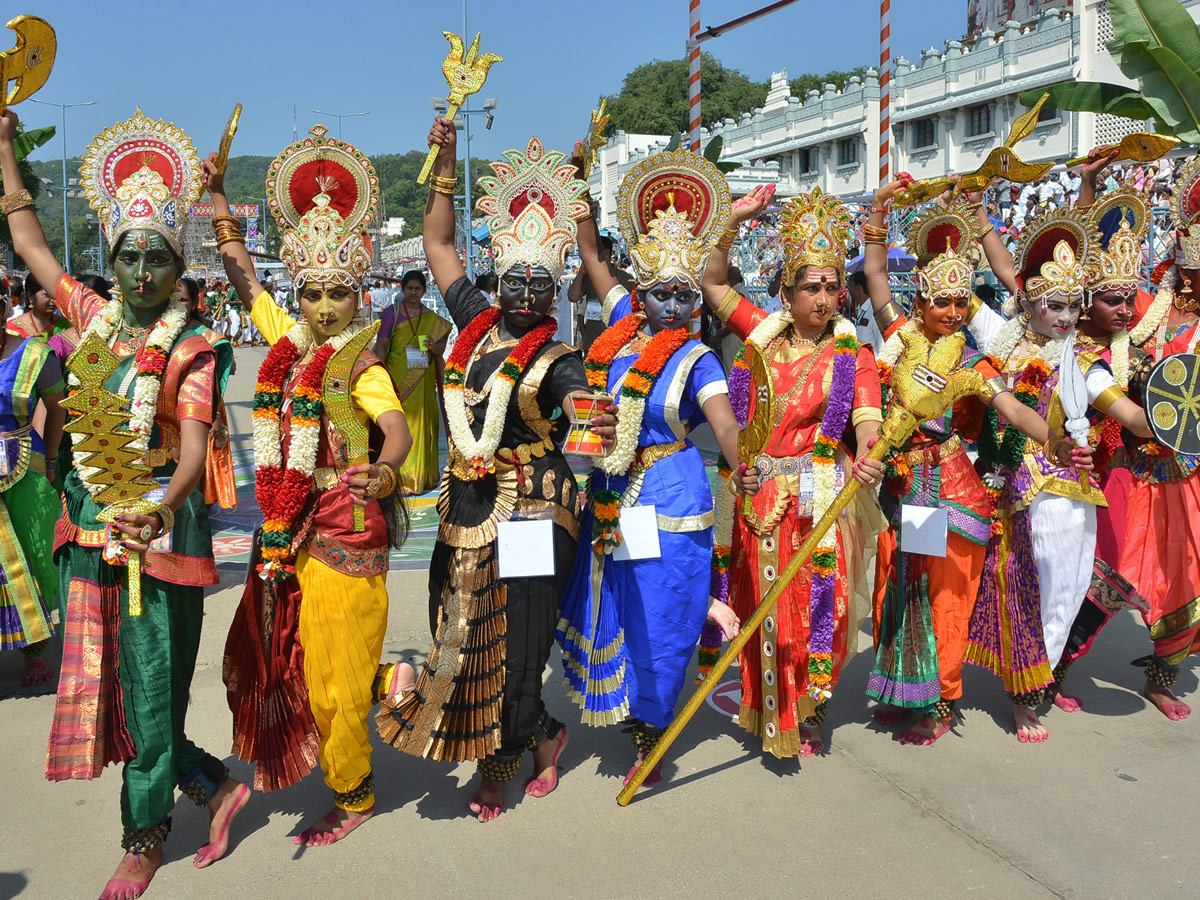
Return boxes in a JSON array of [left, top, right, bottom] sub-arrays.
[[0, 189, 34, 216], [863, 237, 887, 246], [376, 461, 397, 499], [430, 175, 458, 190], [877, 298, 904, 330], [862, 224, 888, 241], [210, 214, 239, 230], [217, 234, 247, 248], [973, 222, 993, 241], [429, 183, 455, 197], [715, 227, 738, 252], [1042, 434, 1071, 464]]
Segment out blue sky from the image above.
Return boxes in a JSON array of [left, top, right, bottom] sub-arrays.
[[22, 0, 965, 163]]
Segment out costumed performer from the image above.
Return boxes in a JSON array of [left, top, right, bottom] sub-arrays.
[[212, 126, 413, 846], [1115, 156, 1200, 720], [1050, 173, 1154, 710], [375, 117, 614, 822], [862, 181, 1087, 746], [0, 108, 247, 900], [557, 148, 750, 787], [948, 203, 1149, 742], [696, 183, 885, 759], [0, 285, 64, 687], [374, 268, 452, 494]]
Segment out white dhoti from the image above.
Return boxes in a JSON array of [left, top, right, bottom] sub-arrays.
[[1029, 492, 1097, 668]]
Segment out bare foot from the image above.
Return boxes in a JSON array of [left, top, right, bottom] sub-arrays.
[[293, 806, 374, 846], [1050, 689, 1082, 712], [622, 754, 662, 788], [898, 714, 950, 746], [797, 725, 824, 757], [872, 704, 904, 727], [1145, 680, 1192, 720], [1013, 705, 1048, 743], [469, 779, 505, 822], [194, 778, 250, 868], [524, 728, 568, 798], [100, 847, 162, 900], [22, 655, 51, 687]]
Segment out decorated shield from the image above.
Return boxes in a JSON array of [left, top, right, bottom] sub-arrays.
[[1145, 352, 1200, 456], [737, 340, 774, 467]]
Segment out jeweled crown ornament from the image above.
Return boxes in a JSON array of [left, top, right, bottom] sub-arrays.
[[79, 108, 203, 258], [1091, 215, 1143, 294], [616, 149, 731, 291], [1013, 207, 1099, 307], [267, 125, 379, 291], [917, 242, 973, 301], [1026, 240, 1087, 306], [778, 187, 853, 286], [476, 136, 589, 281], [1178, 228, 1200, 270], [906, 204, 977, 268]]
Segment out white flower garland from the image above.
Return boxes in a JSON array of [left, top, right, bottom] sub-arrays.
[[252, 321, 362, 480], [443, 326, 519, 473], [1128, 268, 1176, 347], [69, 297, 189, 499], [597, 389, 644, 476], [1110, 327, 1130, 389]]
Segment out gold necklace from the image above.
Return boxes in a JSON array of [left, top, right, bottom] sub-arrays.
[[770, 331, 832, 427]]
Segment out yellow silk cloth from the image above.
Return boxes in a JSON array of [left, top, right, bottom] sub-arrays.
[[295, 550, 389, 811], [250, 292, 403, 426], [383, 308, 451, 495]]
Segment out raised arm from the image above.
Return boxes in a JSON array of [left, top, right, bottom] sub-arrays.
[[864, 178, 910, 319], [0, 111, 65, 301], [1076, 147, 1122, 210], [701, 184, 774, 312], [572, 148, 619, 303], [203, 154, 265, 305], [423, 116, 466, 296], [961, 189, 1018, 295]]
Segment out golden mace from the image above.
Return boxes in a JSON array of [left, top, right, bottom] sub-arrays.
[[417, 31, 501, 186], [617, 341, 979, 805]]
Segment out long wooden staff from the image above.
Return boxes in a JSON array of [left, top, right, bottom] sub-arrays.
[[617, 394, 935, 805]]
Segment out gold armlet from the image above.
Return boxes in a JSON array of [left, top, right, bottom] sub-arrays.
[[0, 189, 34, 216], [876, 299, 904, 331], [1092, 385, 1125, 415]]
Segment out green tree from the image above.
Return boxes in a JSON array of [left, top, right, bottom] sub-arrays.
[[789, 67, 869, 99], [603, 52, 769, 135]]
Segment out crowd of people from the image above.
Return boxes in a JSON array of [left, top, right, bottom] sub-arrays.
[[0, 78, 1196, 900]]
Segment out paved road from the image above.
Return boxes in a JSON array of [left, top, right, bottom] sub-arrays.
[[0, 343, 1195, 899]]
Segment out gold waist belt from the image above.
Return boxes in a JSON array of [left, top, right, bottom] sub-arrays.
[[448, 435, 557, 481], [898, 433, 962, 467], [631, 438, 687, 472], [145, 447, 173, 468], [0, 423, 33, 441]]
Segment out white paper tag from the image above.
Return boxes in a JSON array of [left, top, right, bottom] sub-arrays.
[[900, 505, 948, 557], [405, 346, 429, 369], [0, 442, 10, 477], [497, 518, 555, 578], [613, 505, 662, 561]]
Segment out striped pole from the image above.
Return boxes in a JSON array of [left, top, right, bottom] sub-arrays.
[[688, 0, 702, 151], [879, 0, 891, 186]]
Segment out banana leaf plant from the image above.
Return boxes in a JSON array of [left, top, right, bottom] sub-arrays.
[[1018, 0, 1200, 145]]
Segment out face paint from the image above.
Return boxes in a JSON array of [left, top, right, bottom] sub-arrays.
[[299, 281, 359, 341], [1027, 294, 1083, 338], [111, 230, 181, 310], [497, 265, 556, 330], [641, 279, 699, 333]]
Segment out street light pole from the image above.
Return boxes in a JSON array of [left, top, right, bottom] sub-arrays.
[[307, 108, 369, 140], [30, 98, 98, 274]]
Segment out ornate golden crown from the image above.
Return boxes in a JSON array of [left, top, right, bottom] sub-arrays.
[[1026, 240, 1087, 305], [267, 126, 379, 291], [279, 193, 372, 290], [476, 136, 590, 281], [1090, 215, 1142, 294], [778, 187, 853, 286], [917, 243, 974, 300], [616, 149, 731, 291], [79, 109, 202, 259], [626, 197, 711, 291]]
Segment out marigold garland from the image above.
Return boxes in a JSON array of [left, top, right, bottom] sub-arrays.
[[591, 488, 624, 554], [584, 313, 693, 478], [443, 307, 557, 480]]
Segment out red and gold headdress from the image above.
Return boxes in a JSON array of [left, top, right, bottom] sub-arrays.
[[905, 204, 977, 268], [1170, 156, 1200, 269], [778, 187, 853, 286], [616, 149, 731, 291], [266, 125, 379, 291], [476, 136, 590, 281], [79, 108, 203, 259], [1087, 185, 1149, 295], [1012, 208, 1099, 306]]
